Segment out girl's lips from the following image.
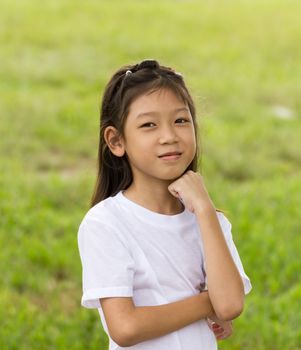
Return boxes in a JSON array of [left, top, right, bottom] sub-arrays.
[[159, 152, 182, 160], [160, 154, 181, 160]]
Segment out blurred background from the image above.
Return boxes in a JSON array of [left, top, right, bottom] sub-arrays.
[[0, 0, 300, 349]]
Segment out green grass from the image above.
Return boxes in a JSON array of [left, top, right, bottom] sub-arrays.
[[1, 0, 300, 349]]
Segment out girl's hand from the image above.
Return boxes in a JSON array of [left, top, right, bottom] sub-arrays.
[[168, 170, 214, 214], [206, 317, 233, 341]]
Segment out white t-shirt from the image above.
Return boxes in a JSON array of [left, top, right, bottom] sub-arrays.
[[78, 190, 252, 350]]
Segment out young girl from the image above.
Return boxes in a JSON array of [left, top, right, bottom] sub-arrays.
[[77, 59, 252, 349]]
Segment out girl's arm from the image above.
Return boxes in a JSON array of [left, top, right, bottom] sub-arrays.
[[168, 171, 245, 321], [195, 207, 244, 321], [100, 291, 214, 347]]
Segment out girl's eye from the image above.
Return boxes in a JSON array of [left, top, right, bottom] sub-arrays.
[[141, 122, 156, 128], [175, 118, 189, 124]]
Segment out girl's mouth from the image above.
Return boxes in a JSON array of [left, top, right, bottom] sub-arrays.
[[159, 154, 181, 161]]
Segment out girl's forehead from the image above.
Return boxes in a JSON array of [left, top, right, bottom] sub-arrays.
[[129, 88, 187, 111]]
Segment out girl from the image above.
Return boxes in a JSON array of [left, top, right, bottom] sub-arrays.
[[77, 59, 252, 349]]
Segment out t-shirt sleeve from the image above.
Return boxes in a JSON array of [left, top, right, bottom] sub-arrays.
[[204, 212, 252, 295], [78, 216, 135, 308]]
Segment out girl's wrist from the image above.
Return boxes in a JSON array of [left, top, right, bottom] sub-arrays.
[[194, 201, 216, 217], [199, 291, 215, 318]]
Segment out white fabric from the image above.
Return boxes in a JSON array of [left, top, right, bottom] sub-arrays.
[[78, 190, 252, 350]]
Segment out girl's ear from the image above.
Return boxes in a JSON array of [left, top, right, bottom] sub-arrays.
[[104, 126, 126, 157]]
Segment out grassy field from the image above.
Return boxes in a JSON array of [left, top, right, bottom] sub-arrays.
[[1, 0, 301, 349]]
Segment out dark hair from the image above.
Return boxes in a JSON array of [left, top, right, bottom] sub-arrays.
[[90, 59, 201, 208]]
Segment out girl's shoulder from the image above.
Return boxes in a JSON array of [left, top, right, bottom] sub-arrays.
[[78, 194, 132, 250], [80, 195, 120, 228]]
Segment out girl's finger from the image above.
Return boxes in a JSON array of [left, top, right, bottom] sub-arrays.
[[213, 328, 225, 336], [217, 330, 232, 340], [168, 187, 180, 199]]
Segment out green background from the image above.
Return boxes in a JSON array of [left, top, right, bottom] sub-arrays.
[[1, 0, 300, 349]]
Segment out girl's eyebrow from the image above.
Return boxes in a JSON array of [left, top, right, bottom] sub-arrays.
[[136, 107, 189, 119]]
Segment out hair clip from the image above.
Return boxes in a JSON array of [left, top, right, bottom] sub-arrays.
[[125, 70, 132, 76]]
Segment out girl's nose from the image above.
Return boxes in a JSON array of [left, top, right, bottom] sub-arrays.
[[159, 126, 179, 144]]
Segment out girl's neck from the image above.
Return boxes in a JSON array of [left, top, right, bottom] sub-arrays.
[[122, 184, 184, 216]]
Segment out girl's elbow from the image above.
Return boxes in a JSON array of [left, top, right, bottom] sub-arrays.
[[216, 299, 244, 321], [114, 337, 134, 348], [112, 325, 137, 347], [108, 316, 138, 347]]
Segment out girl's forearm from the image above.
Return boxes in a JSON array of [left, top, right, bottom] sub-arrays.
[[128, 292, 214, 346], [196, 207, 245, 320]]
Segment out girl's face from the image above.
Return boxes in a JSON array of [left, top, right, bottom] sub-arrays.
[[122, 88, 197, 186]]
